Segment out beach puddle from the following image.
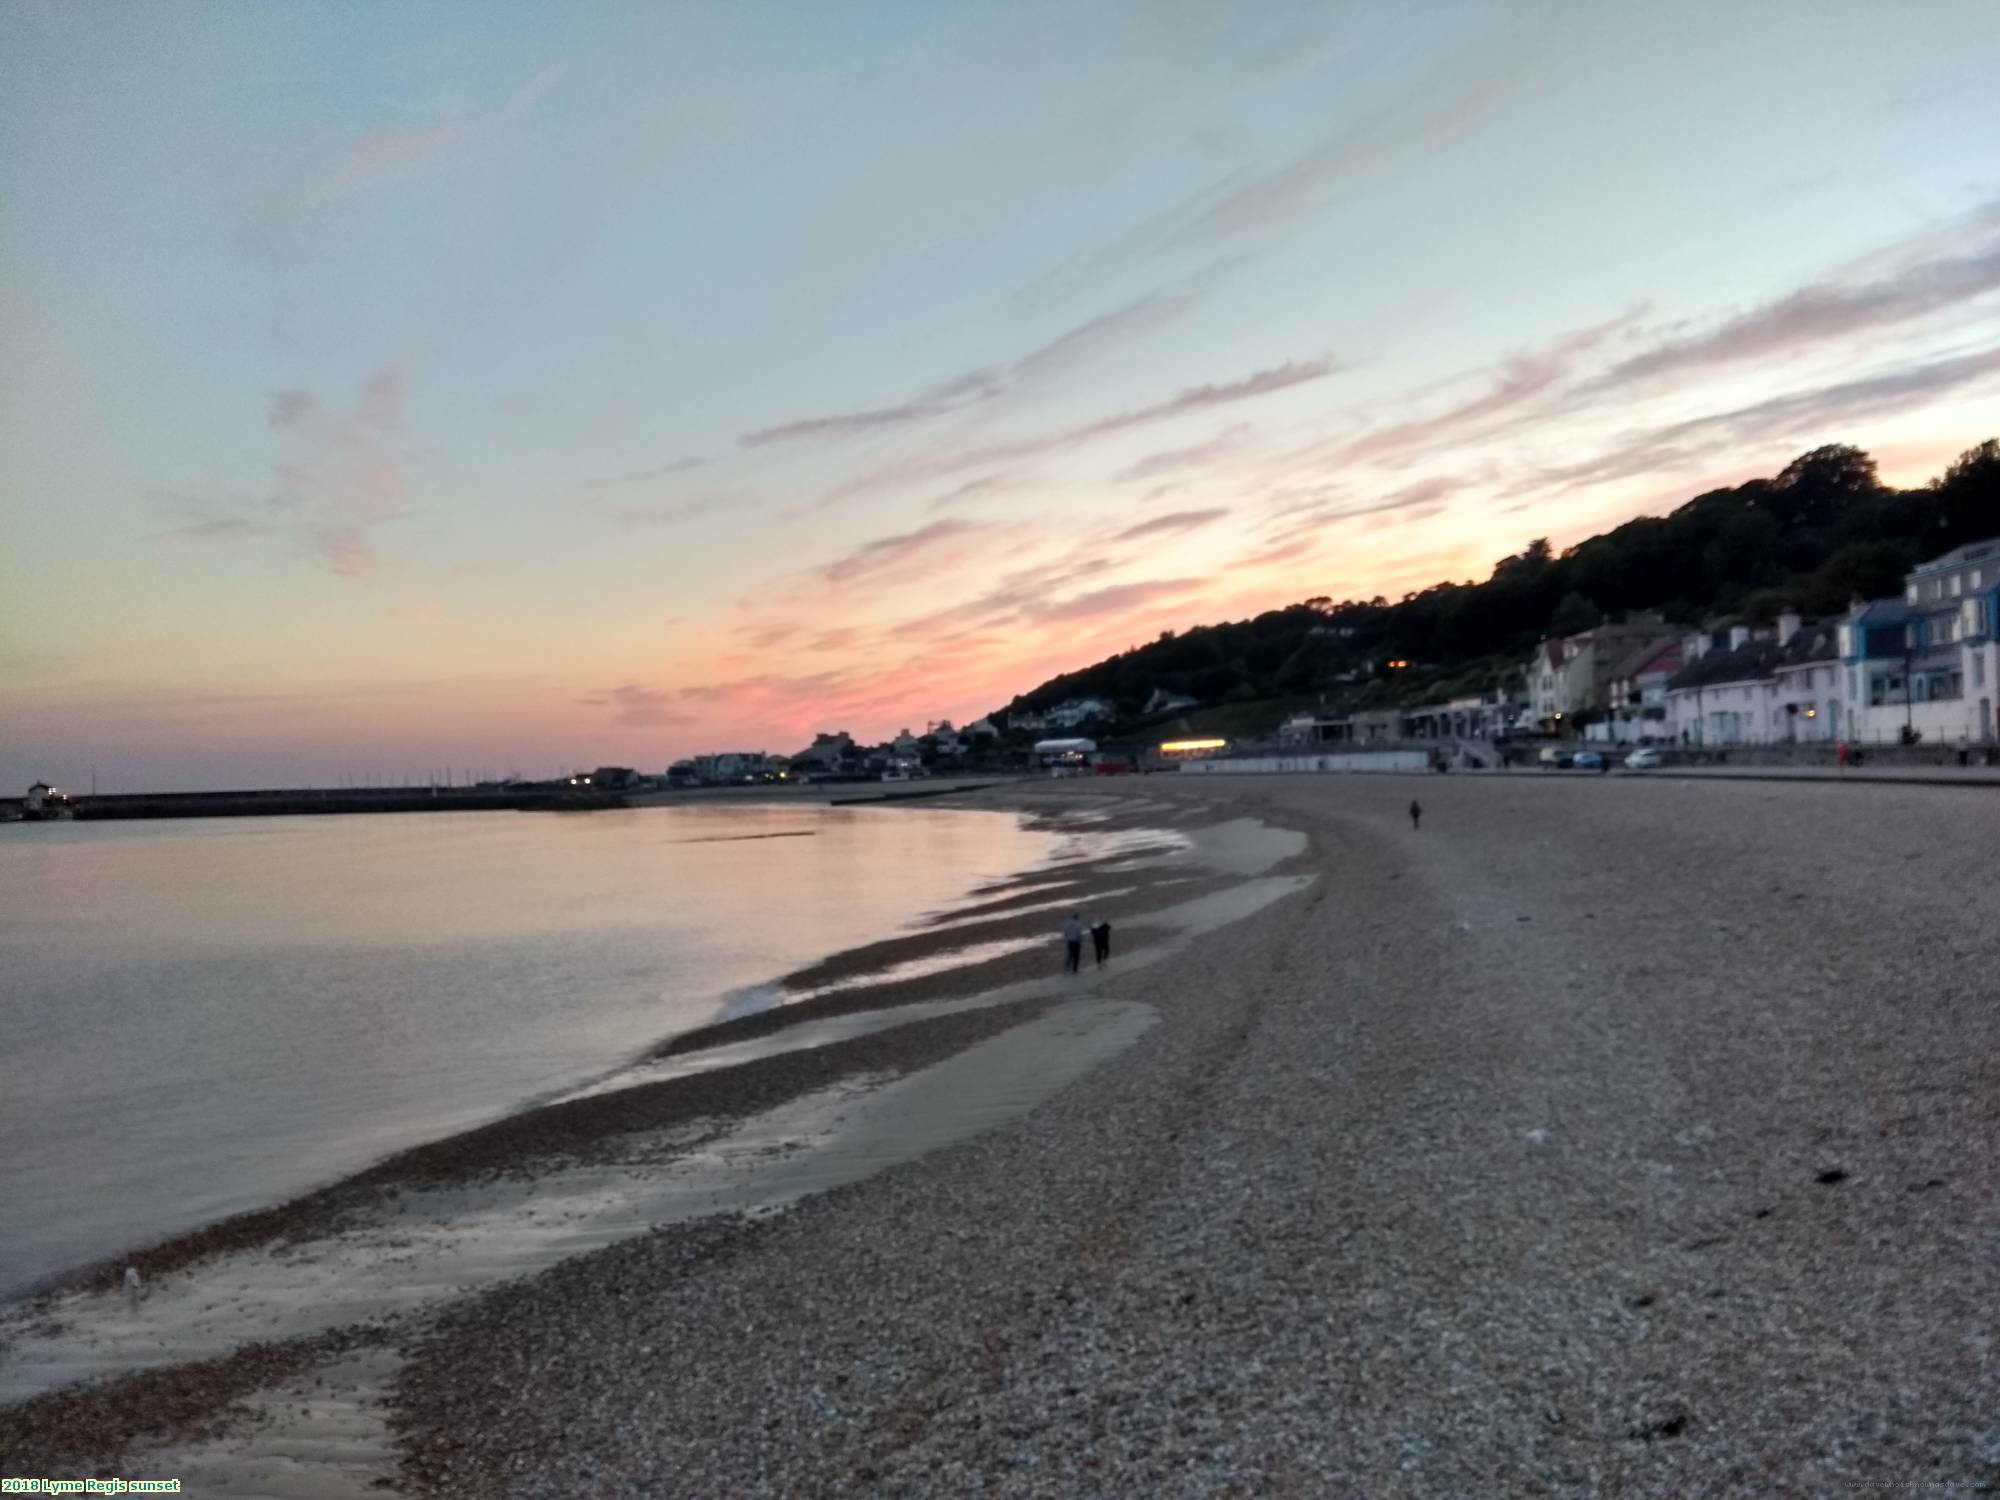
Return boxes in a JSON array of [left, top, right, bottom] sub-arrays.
[[137, 1344, 406, 1500]]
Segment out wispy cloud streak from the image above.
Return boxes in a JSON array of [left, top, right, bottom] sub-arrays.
[[1593, 232, 2000, 390], [742, 262, 1233, 448]]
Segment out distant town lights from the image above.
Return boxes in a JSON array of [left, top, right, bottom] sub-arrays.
[[1160, 738, 1228, 752]]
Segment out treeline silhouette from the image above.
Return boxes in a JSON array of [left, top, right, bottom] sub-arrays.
[[997, 440, 1999, 722]]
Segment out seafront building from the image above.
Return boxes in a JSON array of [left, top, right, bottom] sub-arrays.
[[1593, 639, 1683, 745], [1527, 617, 1678, 730], [1666, 624, 1783, 746], [1877, 537, 1998, 745], [1659, 540, 1999, 748], [1770, 615, 1842, 742]]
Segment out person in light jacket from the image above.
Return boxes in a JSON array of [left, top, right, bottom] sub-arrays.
[[1062, 914, 1085, 973]]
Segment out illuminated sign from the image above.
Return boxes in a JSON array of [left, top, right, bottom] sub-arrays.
[[1159, 738, 1228, 753]]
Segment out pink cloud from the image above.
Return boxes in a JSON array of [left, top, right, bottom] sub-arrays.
[[155, 366, 418, 581], [1029, 577, 1206, 624], [820, 518, 990, 586], [1110, 507, 1230, 543], [817, 355, 1337, 508]]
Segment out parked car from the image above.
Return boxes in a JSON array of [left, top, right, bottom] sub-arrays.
[[1624, 747, 1664, 770], [1570, 750, 1606, 771], [1537, 746, 1573, 769]]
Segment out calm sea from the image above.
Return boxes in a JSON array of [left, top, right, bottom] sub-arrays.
[[0, 803, 1061, 1297]]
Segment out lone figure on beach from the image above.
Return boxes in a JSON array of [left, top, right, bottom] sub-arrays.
[[1409, 799, 1422, 831], [1090, 918, 1112, 966], [1063, 914, 1084, 974]]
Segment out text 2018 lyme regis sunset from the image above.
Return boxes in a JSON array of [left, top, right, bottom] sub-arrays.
[[2, 4, 1997, 1496]]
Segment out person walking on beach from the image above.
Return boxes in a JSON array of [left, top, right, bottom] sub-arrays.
[[1090, 917, 1112, 966], [1409, 798, 1422, 831], [1062, 914, 1085, 974]]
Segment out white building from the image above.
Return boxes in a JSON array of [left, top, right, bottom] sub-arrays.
[[1044, 697, 1114, 730], [1143, 687, 1201, 715], [1898, 538, 1998, 745], [1527, 618, 1680, 733], [692, 751, 769, 782], [1769, 613, 1841, 743], [1528, 637, 1581, 726], [1666, 623, 1777, 746], [1836, 538, 2000, 745], [1592, 639, 1684, 745]]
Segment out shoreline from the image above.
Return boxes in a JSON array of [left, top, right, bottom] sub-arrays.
[[0, 793, 1066, 1302], [6, 797, 1220, 1306], [1, 788, 1305, 1481]]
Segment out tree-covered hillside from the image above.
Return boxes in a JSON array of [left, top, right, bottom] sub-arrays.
[[993, 440, 2000, 732]]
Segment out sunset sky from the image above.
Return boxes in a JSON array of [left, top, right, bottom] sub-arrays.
[[4, 1, 1999, 789]]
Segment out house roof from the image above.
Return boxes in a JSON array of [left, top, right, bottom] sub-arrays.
[[1610, 639, 1680, 682], [1776, 619, 1840, 668], [1847, 597, 1910, 626], [1669, 638, 1782, 691], [1912, 537, 2000, 574]]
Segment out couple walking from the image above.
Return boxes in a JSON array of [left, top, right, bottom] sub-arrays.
[[1062, 913, 1111, 973]]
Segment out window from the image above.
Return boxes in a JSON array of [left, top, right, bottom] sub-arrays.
[[1907, 584, 1920, 603], [1951, 575, 1963, 597], [1976, 653, 1987, 689]]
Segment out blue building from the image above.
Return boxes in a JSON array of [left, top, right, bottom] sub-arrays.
[[1837, 538, 1999, 745]]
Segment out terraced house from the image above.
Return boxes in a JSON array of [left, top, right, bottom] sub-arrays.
[[1665, 613, 1840, 747], [1668, 623, 1780, 746]]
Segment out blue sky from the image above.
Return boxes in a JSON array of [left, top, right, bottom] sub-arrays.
[[3, 0, 1998, 788]]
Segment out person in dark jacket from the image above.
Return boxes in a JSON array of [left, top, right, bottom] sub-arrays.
[[1409, 799, 1422, 830], [1090, 918, 1112, 966]]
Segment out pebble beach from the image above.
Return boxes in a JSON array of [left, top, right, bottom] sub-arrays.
[[7, 773, 1997, 1496]]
